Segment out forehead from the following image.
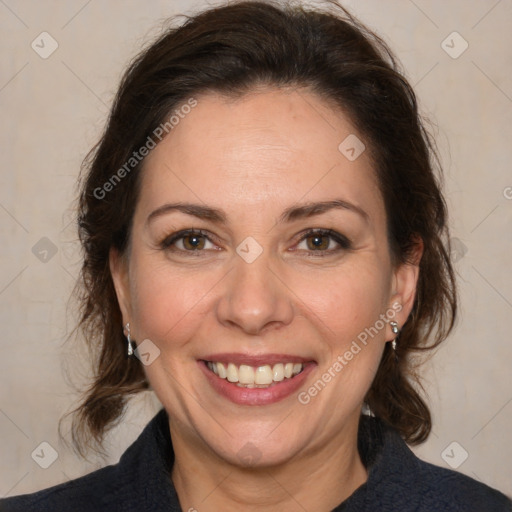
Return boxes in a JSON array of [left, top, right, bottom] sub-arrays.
[[138, 87, 383, 224]]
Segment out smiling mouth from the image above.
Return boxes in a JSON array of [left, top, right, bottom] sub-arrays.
[[204, 361, 305, 388]]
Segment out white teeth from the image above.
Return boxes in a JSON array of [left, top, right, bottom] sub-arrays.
[[255, 365, 273, 385], [238, 365, 255, 385], [207, 361, 304, 387], [273, 363, 284, 382], [226, 363, 239, 383], [217, 362, 227, 379]]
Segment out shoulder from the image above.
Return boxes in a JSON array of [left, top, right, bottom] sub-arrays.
[[0, 463, 123, 512], [411, 457, 512, 511], [0, 409, 177, 512], [359, 417, 512, 512]]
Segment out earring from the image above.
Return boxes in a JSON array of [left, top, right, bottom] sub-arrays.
[[362, 402, 375, 417], [390, 321, 399, 351], [125, 322, 136, 356]]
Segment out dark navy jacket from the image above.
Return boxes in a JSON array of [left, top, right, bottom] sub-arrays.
[[1, 409, 511, 511]]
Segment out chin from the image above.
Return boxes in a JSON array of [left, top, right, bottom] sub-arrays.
[[209, 423, 311, 469]]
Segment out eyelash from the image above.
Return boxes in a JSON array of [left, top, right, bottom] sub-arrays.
[[159, 228, 351, 257]]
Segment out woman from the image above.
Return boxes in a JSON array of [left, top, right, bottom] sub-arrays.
[[2, 1, 510, 510]]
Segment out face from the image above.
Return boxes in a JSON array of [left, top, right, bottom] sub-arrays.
[[111, 87, 419, 468]]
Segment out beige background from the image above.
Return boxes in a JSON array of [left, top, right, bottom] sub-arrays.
[[1, 0, 511, 500]]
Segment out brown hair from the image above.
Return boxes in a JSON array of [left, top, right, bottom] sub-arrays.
[[70, 0, 457, 453]]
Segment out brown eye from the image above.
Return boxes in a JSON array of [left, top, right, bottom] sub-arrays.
[[161, 229, 216, 252], [305, 233, 331, 251], [182, 233, 206, 250], [295, 229, 351, 255]]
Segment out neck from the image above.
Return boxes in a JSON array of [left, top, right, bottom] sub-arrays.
[[170, 416, 367, 512]]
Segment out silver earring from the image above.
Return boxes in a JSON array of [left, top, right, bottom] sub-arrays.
[[125, 322, 135, 356], [362, 402, 375, 417], [390, 321, 399, 351]]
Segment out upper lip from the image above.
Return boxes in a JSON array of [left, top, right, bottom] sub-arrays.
[[201, 353, 314, 366]]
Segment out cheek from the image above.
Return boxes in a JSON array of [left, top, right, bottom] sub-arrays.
[[292, 263, 390, 421], [127, 243, 392, 363], [128, 255, 219, 347], [292, 261, 391, 344]]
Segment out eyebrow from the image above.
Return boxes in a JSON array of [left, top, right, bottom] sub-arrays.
[[146, 199, 369, 226]]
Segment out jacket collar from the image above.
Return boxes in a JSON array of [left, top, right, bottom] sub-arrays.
[[119, 409, 416, 511]]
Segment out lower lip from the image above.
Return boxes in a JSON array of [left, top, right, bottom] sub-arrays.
[[198, 361, 316, 405]]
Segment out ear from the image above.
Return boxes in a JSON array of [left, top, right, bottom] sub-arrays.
[[109, 247, 132, 325], [386, 238, 423, 341]]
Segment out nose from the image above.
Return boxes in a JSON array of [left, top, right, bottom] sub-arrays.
[[216, 252, 295, 336]]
